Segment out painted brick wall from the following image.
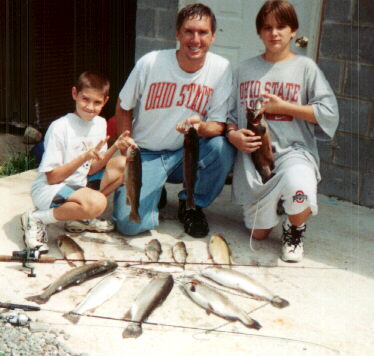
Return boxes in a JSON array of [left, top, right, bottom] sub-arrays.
[[317, 0, 374, 207], [135, 0, 178, 61], [134, 0, 374, 208]]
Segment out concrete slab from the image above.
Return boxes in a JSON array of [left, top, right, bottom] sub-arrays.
[[0, 170, 373, 356]]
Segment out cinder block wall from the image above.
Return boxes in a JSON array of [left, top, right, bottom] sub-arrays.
[[317, 0, 374, 207], [134, 0, 374, 208], [135, 0, 178, 61]]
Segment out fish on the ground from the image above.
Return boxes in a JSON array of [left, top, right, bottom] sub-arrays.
[[123, 274, 174, 338], [145, 239, 162, 262], [246, 99, 275, 184], [57, 235, 85, 267], [172, 241, 188, 265], [201, 267, 289, 308], [183, 126, 199, 210], [208, 234, 232, 266], [25, 260, 118, 304], [124, 146, 142, 223], [129, 262, 184, 274], [63, 270, 126, 324], [182, 279, 261, 330]]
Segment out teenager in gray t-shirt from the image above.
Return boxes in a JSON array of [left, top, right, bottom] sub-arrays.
[[227, 0, 339, 262]]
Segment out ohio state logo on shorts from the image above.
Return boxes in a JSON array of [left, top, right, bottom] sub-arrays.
[[293, 190, 308, 203]]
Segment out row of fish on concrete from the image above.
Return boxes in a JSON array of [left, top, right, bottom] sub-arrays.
[[25, 234, 289, 338]]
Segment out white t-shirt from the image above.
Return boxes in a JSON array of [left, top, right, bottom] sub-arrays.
[[119, 49, 233, 151], [31, 113, 107, 210], [228, 55, 339, 205]]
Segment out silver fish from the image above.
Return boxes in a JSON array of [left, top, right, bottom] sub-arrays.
[[208, 234, 232, 266], [63, 271, 126, 324], [123, 274, 174, 338], [182, 279, 261, 330], [57, 235, 85, 267], [172, 241, 188, 265], [145, 239, 162, 262], [201, 267, 289, 308], [26, 260, 118, 304]]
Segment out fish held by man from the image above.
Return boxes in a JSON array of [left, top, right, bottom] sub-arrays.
[[57, 235, 85, 267], [63, 270, 126, 324], [124, 146, 142, 223], [201, 267, 289, 308], [182, 279, 261, 330], [208, 234, 232, 266], [183, 126, 199, 210], [123, 274, 174, 338], [145, 239, 162, 262], [25, 260, 118, 304], [172, 241, 188, 265], [246, 99, 275, 184]]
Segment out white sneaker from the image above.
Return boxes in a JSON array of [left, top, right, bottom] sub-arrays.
[[64, 218, 115, 233], [281, 221, 306, 263], [20, 211, 48, 252]]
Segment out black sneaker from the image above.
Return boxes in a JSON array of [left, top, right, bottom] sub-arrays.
[[158, 186, 167, 210], [178, 199, 209, 238]]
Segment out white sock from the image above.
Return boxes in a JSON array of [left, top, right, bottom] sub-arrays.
[[31, 209, 58, 225], [285, 217, 305, 229]]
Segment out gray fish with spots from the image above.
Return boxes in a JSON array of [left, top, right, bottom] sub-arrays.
[[145, 239, 162, 262], [182, 279, 261, 330], [172, 241, 188, 265], [25, 260, 118, 304], [123, 274, 174, 338], [201, 267, 289, 308]]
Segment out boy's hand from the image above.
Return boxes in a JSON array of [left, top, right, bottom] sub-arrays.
[[227, 129, 262, 153], [261, 92, 286, 114], [176, 115, 201, 134], [115, 130, 138, 152], [85, 136, 109, 161]]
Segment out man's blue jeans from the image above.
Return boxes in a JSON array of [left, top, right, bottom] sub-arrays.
[[113, 136, 235, 235]]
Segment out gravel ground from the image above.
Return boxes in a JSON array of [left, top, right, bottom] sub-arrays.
[[0, 314, 87, 356]]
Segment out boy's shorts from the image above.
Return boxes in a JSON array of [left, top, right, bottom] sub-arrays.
[[243, 162, 318, 230], [50, 170, 104, 208]]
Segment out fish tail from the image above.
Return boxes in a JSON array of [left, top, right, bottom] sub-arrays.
[[271, 296, 290, 309], [122, 322, 142, 338], [129, 209, 141, 223], [62, 312, 81, 324], [25, 295, 46, 305], [249, 318, 262, 330]]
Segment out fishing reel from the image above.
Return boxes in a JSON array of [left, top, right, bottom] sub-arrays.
[[12, 248, 47, 277]]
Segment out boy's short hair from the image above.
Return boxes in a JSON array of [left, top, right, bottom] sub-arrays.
[[75, 71, 110, 97], [256, 0, 299, 34], [176, 3, 216, 34]]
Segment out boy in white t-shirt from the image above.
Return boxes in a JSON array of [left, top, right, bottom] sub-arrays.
[[21, 71, 132, 252]]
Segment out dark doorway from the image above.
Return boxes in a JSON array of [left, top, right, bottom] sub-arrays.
[[1, 0, 136, 132]]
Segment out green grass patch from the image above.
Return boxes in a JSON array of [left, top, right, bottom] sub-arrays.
[[0, 151, 38, 177]]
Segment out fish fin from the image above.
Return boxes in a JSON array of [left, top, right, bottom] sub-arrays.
[[66, 260, 77, 268], [124, 310, 132, 319], [271, 296, 290, 309], [25, 295, 46, 305], [122, 322, 142, 338], [62, 312, 80, 324]]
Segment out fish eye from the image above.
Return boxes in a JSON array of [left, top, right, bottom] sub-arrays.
[[190, 285, 196, 292]]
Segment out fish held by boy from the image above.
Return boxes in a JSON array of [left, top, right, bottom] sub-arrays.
[[57, 235, 85, 267], [125, 146, 142, 223], [208, 234, 232, 266], [25, 260, 118, 304], [201, 266, 289, 308], [183, 126, 199, 210], [63, 270, 126, 324], [182, 279, 261, 330], [123, 274, 174, 338], [246, 99, 275, 184]]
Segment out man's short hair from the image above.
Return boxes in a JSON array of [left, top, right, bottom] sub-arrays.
[[75, 71, 110, 97], [256, 0, 299, 34], [176, 3, 216, 34]]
